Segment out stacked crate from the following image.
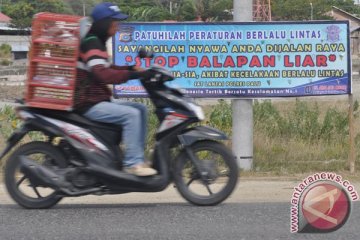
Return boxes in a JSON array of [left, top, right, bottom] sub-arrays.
[[26, 13, 82, 111]]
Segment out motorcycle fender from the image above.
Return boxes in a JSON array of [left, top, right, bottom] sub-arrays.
[[178, 126, 228, 146], [0, 125, 29, 160]]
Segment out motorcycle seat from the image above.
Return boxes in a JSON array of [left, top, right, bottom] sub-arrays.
[[18, 106, 120, 131]]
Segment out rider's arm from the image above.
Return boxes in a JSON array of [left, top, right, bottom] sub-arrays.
[[91, 65, 139, 84], [110, 65, 131, 71], [80, 38, 140, 84], [111, 65, 145, 72]]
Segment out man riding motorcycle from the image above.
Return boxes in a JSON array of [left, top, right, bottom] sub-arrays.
[[75, 2, 157, 176], [0, 5, 239, 208]]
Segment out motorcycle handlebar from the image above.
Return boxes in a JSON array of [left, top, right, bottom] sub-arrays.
[[138, 48, 154, 59], [136, 49, 174, 82]]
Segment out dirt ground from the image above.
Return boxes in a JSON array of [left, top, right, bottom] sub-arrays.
[[0, 85, 25, 102]]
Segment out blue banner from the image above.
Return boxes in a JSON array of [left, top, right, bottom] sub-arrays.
[[113, 21, 351, 98]]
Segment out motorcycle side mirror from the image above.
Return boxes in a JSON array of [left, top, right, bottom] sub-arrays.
[[138, 48, 154, 59]]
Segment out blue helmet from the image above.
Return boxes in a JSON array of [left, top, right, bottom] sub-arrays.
[[91, 2, 128, 22]]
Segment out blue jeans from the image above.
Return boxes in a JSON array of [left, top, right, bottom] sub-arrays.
[[83, 99, 147, 167]]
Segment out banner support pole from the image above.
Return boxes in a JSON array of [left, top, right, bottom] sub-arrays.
[[233, 0, 253, 170], [349, 93, 355, 173]]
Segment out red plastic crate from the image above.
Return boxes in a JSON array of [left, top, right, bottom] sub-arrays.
[[25, 12, 82, 111]]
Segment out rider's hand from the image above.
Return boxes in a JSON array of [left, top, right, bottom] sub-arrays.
[[133, 66, 145, 72], [137, 70, 157, 80], [128, 65, 144, 72], [128, 69, 155, 80]]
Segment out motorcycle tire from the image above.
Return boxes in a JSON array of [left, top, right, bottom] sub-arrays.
[[174, 140, 238, 206], [5, 141, 67, 209]]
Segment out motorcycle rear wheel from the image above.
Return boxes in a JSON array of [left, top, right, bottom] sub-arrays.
[[5, 141, 67, 209], [174, 140, 238, 206]]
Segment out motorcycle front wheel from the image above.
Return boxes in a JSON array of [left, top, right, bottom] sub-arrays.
[[4, 141, 67, 209], [174, 140, 238, 206]]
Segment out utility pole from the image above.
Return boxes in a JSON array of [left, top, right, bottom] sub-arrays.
[[83, 1, 86, 17], [232, 0, 253, 170], [310, 2, 313, 20]]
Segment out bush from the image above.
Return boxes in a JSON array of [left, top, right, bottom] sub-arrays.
[[0, 43, 12, 59], [0, 59, 12, 66], [208, 99, 232, 135], [1, 99, 358, 174], [0, 105, 19, 140], [252, 99, 354, 173], [253, 99, 349, 143], [206, 99, 356, 173]]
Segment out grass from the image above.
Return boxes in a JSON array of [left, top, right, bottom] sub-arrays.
[[205, 98, 360, 175], [1, 97, 360, 177]]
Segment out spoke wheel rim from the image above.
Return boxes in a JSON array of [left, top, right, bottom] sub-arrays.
[[180, 148, 231, 199], [12, 153, 58, 200]]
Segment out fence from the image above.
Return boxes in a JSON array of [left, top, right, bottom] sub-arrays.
[[0, 66, 27, 86]]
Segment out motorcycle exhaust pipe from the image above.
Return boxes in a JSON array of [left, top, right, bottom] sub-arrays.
[[19, 156, 69, 189], [19, 156, 102, 196]]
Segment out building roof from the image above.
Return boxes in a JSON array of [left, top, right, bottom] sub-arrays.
[[0, 26, 18, 31], [0, 12, 11, 23], [351, 26, 360, 32], [11, 43, 29, 52], [331, 6, 360, 23]]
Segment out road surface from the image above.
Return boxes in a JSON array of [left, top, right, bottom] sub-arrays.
[[0, 180, 359, 240]]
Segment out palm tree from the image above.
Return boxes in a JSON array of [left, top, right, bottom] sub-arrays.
[[193, 0, 232, 21]]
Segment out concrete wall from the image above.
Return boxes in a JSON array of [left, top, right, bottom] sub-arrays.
[[0, 35, 30, 47], [0, 35, 30, 58], [353, 58, 360, 80], [0, 66, 26, 86], [351, 31, 360, 56]]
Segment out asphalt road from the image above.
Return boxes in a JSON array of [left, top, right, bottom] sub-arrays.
[[0, 201, 359, 240], [1, 179, 359, 240]]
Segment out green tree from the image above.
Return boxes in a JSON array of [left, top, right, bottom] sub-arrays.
[[34, 0, 72, 14], [272, 0, 360, 21], [113, 0, 175, 21], [2, 1, 34, 29], [130, 5, 174, 21], [176, 0, 197, 21], [63, 0, 101, 16], [208, 0, 232, 21], [191, 0, 232, 21], [2, 0, 71, 29], [335, 0, 360, 15], [114, 0, 232, 21]]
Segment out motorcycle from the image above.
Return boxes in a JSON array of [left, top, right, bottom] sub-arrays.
[[0, 51, 239, 208]]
